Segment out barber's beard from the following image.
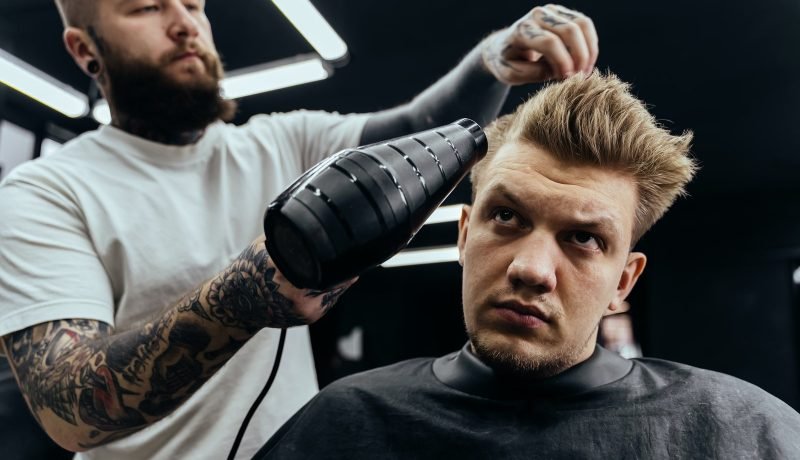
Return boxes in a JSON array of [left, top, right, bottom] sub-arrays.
[[100, 44, 237, 143], [468, 322, 598, 381]]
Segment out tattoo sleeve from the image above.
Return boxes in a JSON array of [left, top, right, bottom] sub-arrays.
[[1, 241, 306, 451], [360, 44, 510, 145]]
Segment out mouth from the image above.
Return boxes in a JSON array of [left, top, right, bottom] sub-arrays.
[[491, 300, 551, 329], [173, 52, 201, 62]]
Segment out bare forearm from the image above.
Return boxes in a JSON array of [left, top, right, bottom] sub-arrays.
[[3, 241, 343, 451], [360, 44, 510, 145]]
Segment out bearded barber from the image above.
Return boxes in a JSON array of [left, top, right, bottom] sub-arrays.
[[0, 2, 598, 459]]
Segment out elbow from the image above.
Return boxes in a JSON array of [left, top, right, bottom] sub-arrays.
[[44, 429, 88, 453], [41, 421, 120, 453], [45, 427, 91, 453]]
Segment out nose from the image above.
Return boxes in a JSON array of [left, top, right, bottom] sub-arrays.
[[166, 3, 200, 42], [506, 232, 557, 294]]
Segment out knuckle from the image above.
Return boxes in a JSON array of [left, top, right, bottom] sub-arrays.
[[575, 16, 594, 29], [561, 22, 582, 36], [531, 6, 547, 16]]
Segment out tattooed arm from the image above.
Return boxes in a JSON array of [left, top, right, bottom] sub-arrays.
[[360, 4, 598, 145], [0, 236, 351, 452]]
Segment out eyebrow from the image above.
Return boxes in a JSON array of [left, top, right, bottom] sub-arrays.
[[486, 183, 623, 236], [116, 0, 139, 8]]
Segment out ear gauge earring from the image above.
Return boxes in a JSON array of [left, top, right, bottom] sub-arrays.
[[87, 60, 100, 75]]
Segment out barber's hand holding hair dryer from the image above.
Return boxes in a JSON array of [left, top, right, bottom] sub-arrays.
[[264, 118, 487, 292]]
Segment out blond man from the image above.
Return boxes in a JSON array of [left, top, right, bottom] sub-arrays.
[[257, 72, 800, 459]]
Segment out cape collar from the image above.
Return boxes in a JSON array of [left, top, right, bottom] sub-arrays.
[[433, 343, 632, 400]]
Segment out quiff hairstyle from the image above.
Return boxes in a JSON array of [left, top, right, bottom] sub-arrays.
[[54, 0, 96, 28], [472, 71, 697, 243]]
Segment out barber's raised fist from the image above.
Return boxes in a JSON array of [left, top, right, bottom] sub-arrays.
[[217, 236, 356, 329], [482, 4, 598, 84]]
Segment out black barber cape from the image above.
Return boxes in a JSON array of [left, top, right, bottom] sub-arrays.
[[256, 345, 800, 459]]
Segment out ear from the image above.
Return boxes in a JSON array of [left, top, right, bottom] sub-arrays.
[[456, 205, 472, 267], [604, 251, 647, 316], [63, 27, 99, 77]]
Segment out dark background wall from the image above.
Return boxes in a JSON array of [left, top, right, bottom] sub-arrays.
[[1, 0, 799, 423], [638, 192, 800, 408]]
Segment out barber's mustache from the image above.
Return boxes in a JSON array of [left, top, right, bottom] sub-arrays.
[[158, 44, 223, 79], [161, 44, 217, 65]]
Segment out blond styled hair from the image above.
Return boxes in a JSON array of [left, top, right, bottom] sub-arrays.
[[54, 0, 96, 28], [472, 71, 697, 243]]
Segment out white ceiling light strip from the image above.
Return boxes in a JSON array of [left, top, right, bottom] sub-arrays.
[[92, 100, 112, 125], [0, 48, 88, 118], [221, 55, 329, 99], [271, 0, 349, 62], [381, 245, 460, 268], [380, 205, 465, 267], [424, 204, 464, 225]]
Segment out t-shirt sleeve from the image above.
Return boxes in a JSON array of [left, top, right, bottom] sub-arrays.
[[245, 109, 370, 173], [0, 175, 115, 338]]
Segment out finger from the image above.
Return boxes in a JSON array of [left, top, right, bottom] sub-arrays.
[[548, 4, 599, 72], [533, 5, 589, 75], [509, 18, 574, 79], [502, 58, 556, 83]]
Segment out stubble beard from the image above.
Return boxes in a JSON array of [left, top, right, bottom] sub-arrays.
[[468, 318, 600, 381]]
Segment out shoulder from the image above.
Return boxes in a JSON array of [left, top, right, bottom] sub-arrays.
[[631, 357, 800, 422], [1, 129, 107, 191], [233, 110, 369, 139]]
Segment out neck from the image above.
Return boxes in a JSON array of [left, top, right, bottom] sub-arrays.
[[112, 113, 205, 146]]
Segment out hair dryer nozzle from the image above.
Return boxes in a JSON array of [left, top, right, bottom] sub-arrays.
[[264, 118, 488, 289]]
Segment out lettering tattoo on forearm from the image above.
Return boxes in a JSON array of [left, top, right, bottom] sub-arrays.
[[2, 243, 319, 449]]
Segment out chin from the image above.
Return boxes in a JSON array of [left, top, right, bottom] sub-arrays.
[[170, 69, 213, 84], [469, 329, 579, 379]]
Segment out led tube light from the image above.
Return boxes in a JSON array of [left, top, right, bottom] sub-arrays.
[[271, 0, 349, 62], [221, 56, 329, 99], [424, 204, 464, 225], [0, 48, 88, 118], [381, 246, 460, 268]]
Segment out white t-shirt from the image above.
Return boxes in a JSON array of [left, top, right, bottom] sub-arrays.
[[0, 110, 368, 459]]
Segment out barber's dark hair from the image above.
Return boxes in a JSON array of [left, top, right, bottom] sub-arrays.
[[472, 71, 697, 243], [54, 0, 96, 28]]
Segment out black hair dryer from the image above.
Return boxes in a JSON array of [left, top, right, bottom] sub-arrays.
[[263, 118, 487, 290]]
